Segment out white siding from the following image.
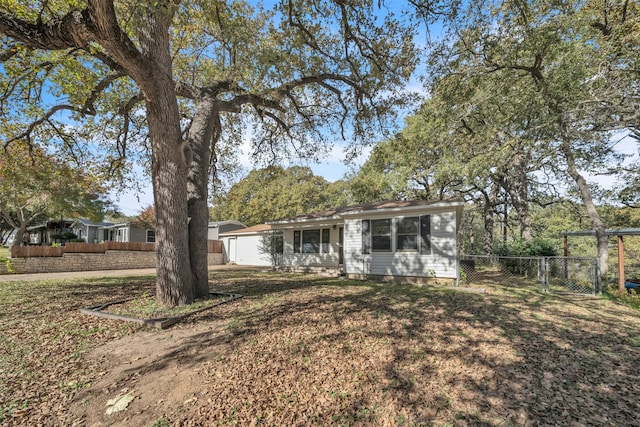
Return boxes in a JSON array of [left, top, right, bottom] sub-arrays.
[[208, 228, 219, 240], [344, 219, 367, 275], [281, 227, 340, 268], [224, 235, 271, 266], [344, 209, 458, 279]]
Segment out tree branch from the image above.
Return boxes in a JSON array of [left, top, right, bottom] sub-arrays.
[[3, 104, 86, 149]]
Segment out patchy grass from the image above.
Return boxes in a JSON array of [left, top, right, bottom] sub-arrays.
[[0, 275, 152, 424], [605, 284, 640, 310], [1, 270, 640, 426], [0, 246, 9, 259], [101, 292, 230, 319]]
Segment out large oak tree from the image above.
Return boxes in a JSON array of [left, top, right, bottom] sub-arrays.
[[0, 1, 427, 305], [425, 0, 637, 274]]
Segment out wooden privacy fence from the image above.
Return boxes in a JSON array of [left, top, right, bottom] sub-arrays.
[[11, 240, 223, 258], [10, 246, 65, 258], [65, 241, 156, 253], [208, 240, 223, 254]]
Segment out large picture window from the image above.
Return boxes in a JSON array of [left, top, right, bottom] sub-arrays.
[[295, 229, 331, 253], [362, 215, 431, 254], [371, 219, 391, 252], [396, 217, 418, 251], [302, 229, 321, 253]]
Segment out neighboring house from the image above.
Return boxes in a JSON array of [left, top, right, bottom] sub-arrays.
[[207, 220, 247, 240], [21, 218, 155, 245], [26, 219, 75, 245], [70, 219, 118, 243], [1, 230, 16, 246], [269, 200, 465, 283], [219, 224, 276, 266], [99, 222, 156, 243]]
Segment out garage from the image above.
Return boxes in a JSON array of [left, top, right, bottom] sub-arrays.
[[219, 224, 276, 267]]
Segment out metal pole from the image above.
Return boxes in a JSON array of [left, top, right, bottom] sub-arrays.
[[618, 235, 625, 293]]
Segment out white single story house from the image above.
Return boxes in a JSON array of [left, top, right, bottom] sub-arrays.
[[219, 224, 276, 266], [207, 220, 247, 240], [269, 200, 465, 283]]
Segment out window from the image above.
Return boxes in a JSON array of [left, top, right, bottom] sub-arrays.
[[371, 219, 392, 252], [321, 229, 330, 253], [302, 230, 321, 253], [294, 229, 331, 253], [396, 217, 419, 251], [362, 215, 432, 254], [146, 230, 156, 243]]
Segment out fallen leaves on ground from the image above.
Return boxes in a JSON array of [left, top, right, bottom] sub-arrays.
[[1, 270, 640, 426]]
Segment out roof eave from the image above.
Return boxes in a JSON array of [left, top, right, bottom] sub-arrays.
[[339, 200, 465, 218], [268, 216, 342, 226]]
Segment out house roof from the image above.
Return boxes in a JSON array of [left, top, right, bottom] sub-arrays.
[[208, 220, 246, 228], [71, 218, 114, 227], [269, 199, 465, 225], [98, 222, 136, 229], [219, 224, 272, 236]]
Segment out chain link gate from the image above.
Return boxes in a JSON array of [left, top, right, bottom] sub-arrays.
[[541, 256, 601, 295], [459, 255, 601, 295]]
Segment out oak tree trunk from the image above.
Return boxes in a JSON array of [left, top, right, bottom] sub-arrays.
[[147, 84, 194, 306], [561, 141, 608, 277], [186, 96, 218, 299], [12, 224, 27, 247], [510, 160, 532, 240], [134, 7, 194, 306], [483, 186, 498, 255]]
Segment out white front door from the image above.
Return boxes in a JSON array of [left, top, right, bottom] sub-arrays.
[[228, 238, 237, 263]]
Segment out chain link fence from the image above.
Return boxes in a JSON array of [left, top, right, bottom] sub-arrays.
[[459, 255, 601, 295]]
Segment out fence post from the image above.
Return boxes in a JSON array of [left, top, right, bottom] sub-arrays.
[[595, 262, 602, 296], [543, 257, 549, 292]]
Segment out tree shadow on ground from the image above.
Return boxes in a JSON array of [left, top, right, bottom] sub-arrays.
[[78, 271, 640, 426]]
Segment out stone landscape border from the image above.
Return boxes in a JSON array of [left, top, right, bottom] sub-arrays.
[[80, 292, 244, 329]]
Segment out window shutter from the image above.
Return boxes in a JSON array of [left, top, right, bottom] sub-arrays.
[[362, 219, 371, 254], [420, 215, 431, 254], [294, 230, 301, 253], [321, 228, 330, 253]]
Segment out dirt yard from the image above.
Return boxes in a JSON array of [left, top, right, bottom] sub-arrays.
[[2, 270, 640, 426]]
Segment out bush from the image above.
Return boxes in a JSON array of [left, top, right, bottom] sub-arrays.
[[50, 231, 78, 240], [0, 254, 15, 273], [606, 285, 640, 310], [494, 238, 558, 257], [493, 238, 557, 277]]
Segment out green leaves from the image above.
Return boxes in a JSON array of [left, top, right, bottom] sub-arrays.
[[0, 141, 112, 237], [210, 165, 346, 225]]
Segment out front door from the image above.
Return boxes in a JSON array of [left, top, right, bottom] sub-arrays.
[[228, 238, 237, 263]]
